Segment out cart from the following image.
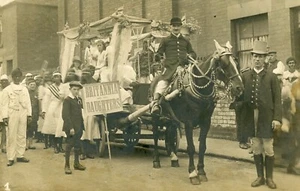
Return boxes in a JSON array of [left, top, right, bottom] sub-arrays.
[[96, 84, 181, 157]]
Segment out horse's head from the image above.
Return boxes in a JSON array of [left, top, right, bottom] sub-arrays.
[[212, 40, 244, 98]]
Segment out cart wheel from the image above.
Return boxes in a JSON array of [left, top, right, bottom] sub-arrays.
[[123, 121, 141, 148], [99, 118, 106, 157], [165, 127, 181, 156]]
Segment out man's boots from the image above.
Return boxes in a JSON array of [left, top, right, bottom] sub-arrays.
[[151, 93, 162, 115], [251, 154, 265, 187], [265, 156, 277, 189], [74, 148, 86, 171]]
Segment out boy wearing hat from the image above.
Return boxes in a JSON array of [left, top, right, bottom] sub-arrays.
[[26, 79, 39, 150], [62, 81, 86, 174], [2, 68, 32, 166], [151, 17, 196, 115], [0, 74, 9, 153], [241, 41, 282, 189]]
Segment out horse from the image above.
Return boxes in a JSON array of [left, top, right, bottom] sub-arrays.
[[150, 40, 244, 185]]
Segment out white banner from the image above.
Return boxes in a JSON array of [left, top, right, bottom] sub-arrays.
[[82, 81, 123, 115]]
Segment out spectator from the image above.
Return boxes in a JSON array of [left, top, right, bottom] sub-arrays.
[[71, 56, 82, 79], [63, 81, 86, 174], [283, 57, 300, 85], [33, 75, 44, 143], [80, 68, 99, 160], [266, 50, 285, 81], [241, 41, 281, 189], [41, 72, 65, 153], [0, 74, 10, 153], [134, 40, 154, 83], [26, 79, 39, 150], [21, 73, 34, 87], [2, 68, 32, 166]]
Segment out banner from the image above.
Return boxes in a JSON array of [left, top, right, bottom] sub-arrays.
[[82, 81, 123, 116]]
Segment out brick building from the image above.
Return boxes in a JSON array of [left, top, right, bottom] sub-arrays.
[[0, 0, 58, 75], [58, 0, 300, 138]]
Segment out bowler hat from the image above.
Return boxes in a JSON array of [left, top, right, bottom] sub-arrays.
[[73, 56, 82, 63], [69, 81, 83, 89], [170, 17, 182, 26], [251, 41, 268, 55]]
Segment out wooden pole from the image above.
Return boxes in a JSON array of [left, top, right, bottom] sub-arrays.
[[103, 114, 112, 160]]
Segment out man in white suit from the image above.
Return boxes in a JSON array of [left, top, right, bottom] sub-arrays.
[[2, 68, 32, 166]]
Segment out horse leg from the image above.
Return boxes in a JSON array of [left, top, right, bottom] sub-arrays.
[[197, 120, 210, 182], [185, 123, 200, 185], [152, 122, 161, 168], [168, 123, 179, 167]]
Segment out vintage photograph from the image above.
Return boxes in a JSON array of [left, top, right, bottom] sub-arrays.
[[0, 0, 300, 190]]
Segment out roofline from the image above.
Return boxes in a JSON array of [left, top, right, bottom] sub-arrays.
[[1, 1, 57, 9]]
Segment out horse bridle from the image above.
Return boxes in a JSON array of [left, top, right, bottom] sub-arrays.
[[188, 53, 241, 100]]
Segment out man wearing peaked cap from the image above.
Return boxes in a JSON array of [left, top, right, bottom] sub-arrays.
[[266, 49, 285, 80], [151, 17, 196, 115], [2, 68, 32, 166], [241, 41, 282, 189], [69, 81, 83, 89], [63, 79, 86, 174]]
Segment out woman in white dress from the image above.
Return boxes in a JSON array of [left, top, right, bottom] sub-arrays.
[[41, 72, 66, 153], [93, 40, 107, 81], [79, 68, 100, 159]]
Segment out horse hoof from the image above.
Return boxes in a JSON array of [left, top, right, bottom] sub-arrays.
[[171, 160, 180, 167], [199, 174, 208, 182], [190, 176, 201, 185], [153, 161, 161, 169]]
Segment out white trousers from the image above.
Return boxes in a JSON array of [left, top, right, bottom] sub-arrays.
[[154, 80, 169, 95], [6, 109, 27, 160]]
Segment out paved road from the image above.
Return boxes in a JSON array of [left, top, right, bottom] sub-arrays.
[[0, 142, 299, 191]]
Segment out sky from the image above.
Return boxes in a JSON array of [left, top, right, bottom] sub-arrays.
[[0, 0, 14, 6]]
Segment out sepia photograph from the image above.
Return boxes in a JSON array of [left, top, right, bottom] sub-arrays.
[[0, 0, 300, 190]]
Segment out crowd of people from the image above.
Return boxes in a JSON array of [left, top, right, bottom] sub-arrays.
[[0, 36, 164, 175], [1, 16, 300, 189]]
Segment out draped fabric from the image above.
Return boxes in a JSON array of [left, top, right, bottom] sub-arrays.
[[59, 37, 76, 81], [108, 23, 132, 82]]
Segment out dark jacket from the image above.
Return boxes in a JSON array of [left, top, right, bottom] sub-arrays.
[[62, 95, 84, 134], [156, 33, 196, 80], [28, 89, 39, 122], [242, 69, 282, 138]]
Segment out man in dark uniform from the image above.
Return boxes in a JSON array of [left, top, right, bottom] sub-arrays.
[[151, 17, 196, 114], [242, 41, 282, 189], [62, 81, 86, 174]]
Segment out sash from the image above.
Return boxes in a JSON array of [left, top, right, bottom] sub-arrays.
[[48, 84, 60, 100]]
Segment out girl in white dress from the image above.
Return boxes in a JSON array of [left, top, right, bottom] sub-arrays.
[[41, 73, 66, 153]]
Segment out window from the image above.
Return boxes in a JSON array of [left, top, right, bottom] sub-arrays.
[[6, 60, 13, 75], [234, 14, 268, 69]]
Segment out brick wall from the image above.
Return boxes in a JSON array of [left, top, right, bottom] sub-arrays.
[[0, 4, 18, 74], [17, 3, 58, 72], [55, 0, 300, 139], [268, 1, 292, 63], [102, 0, 143, 18]]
